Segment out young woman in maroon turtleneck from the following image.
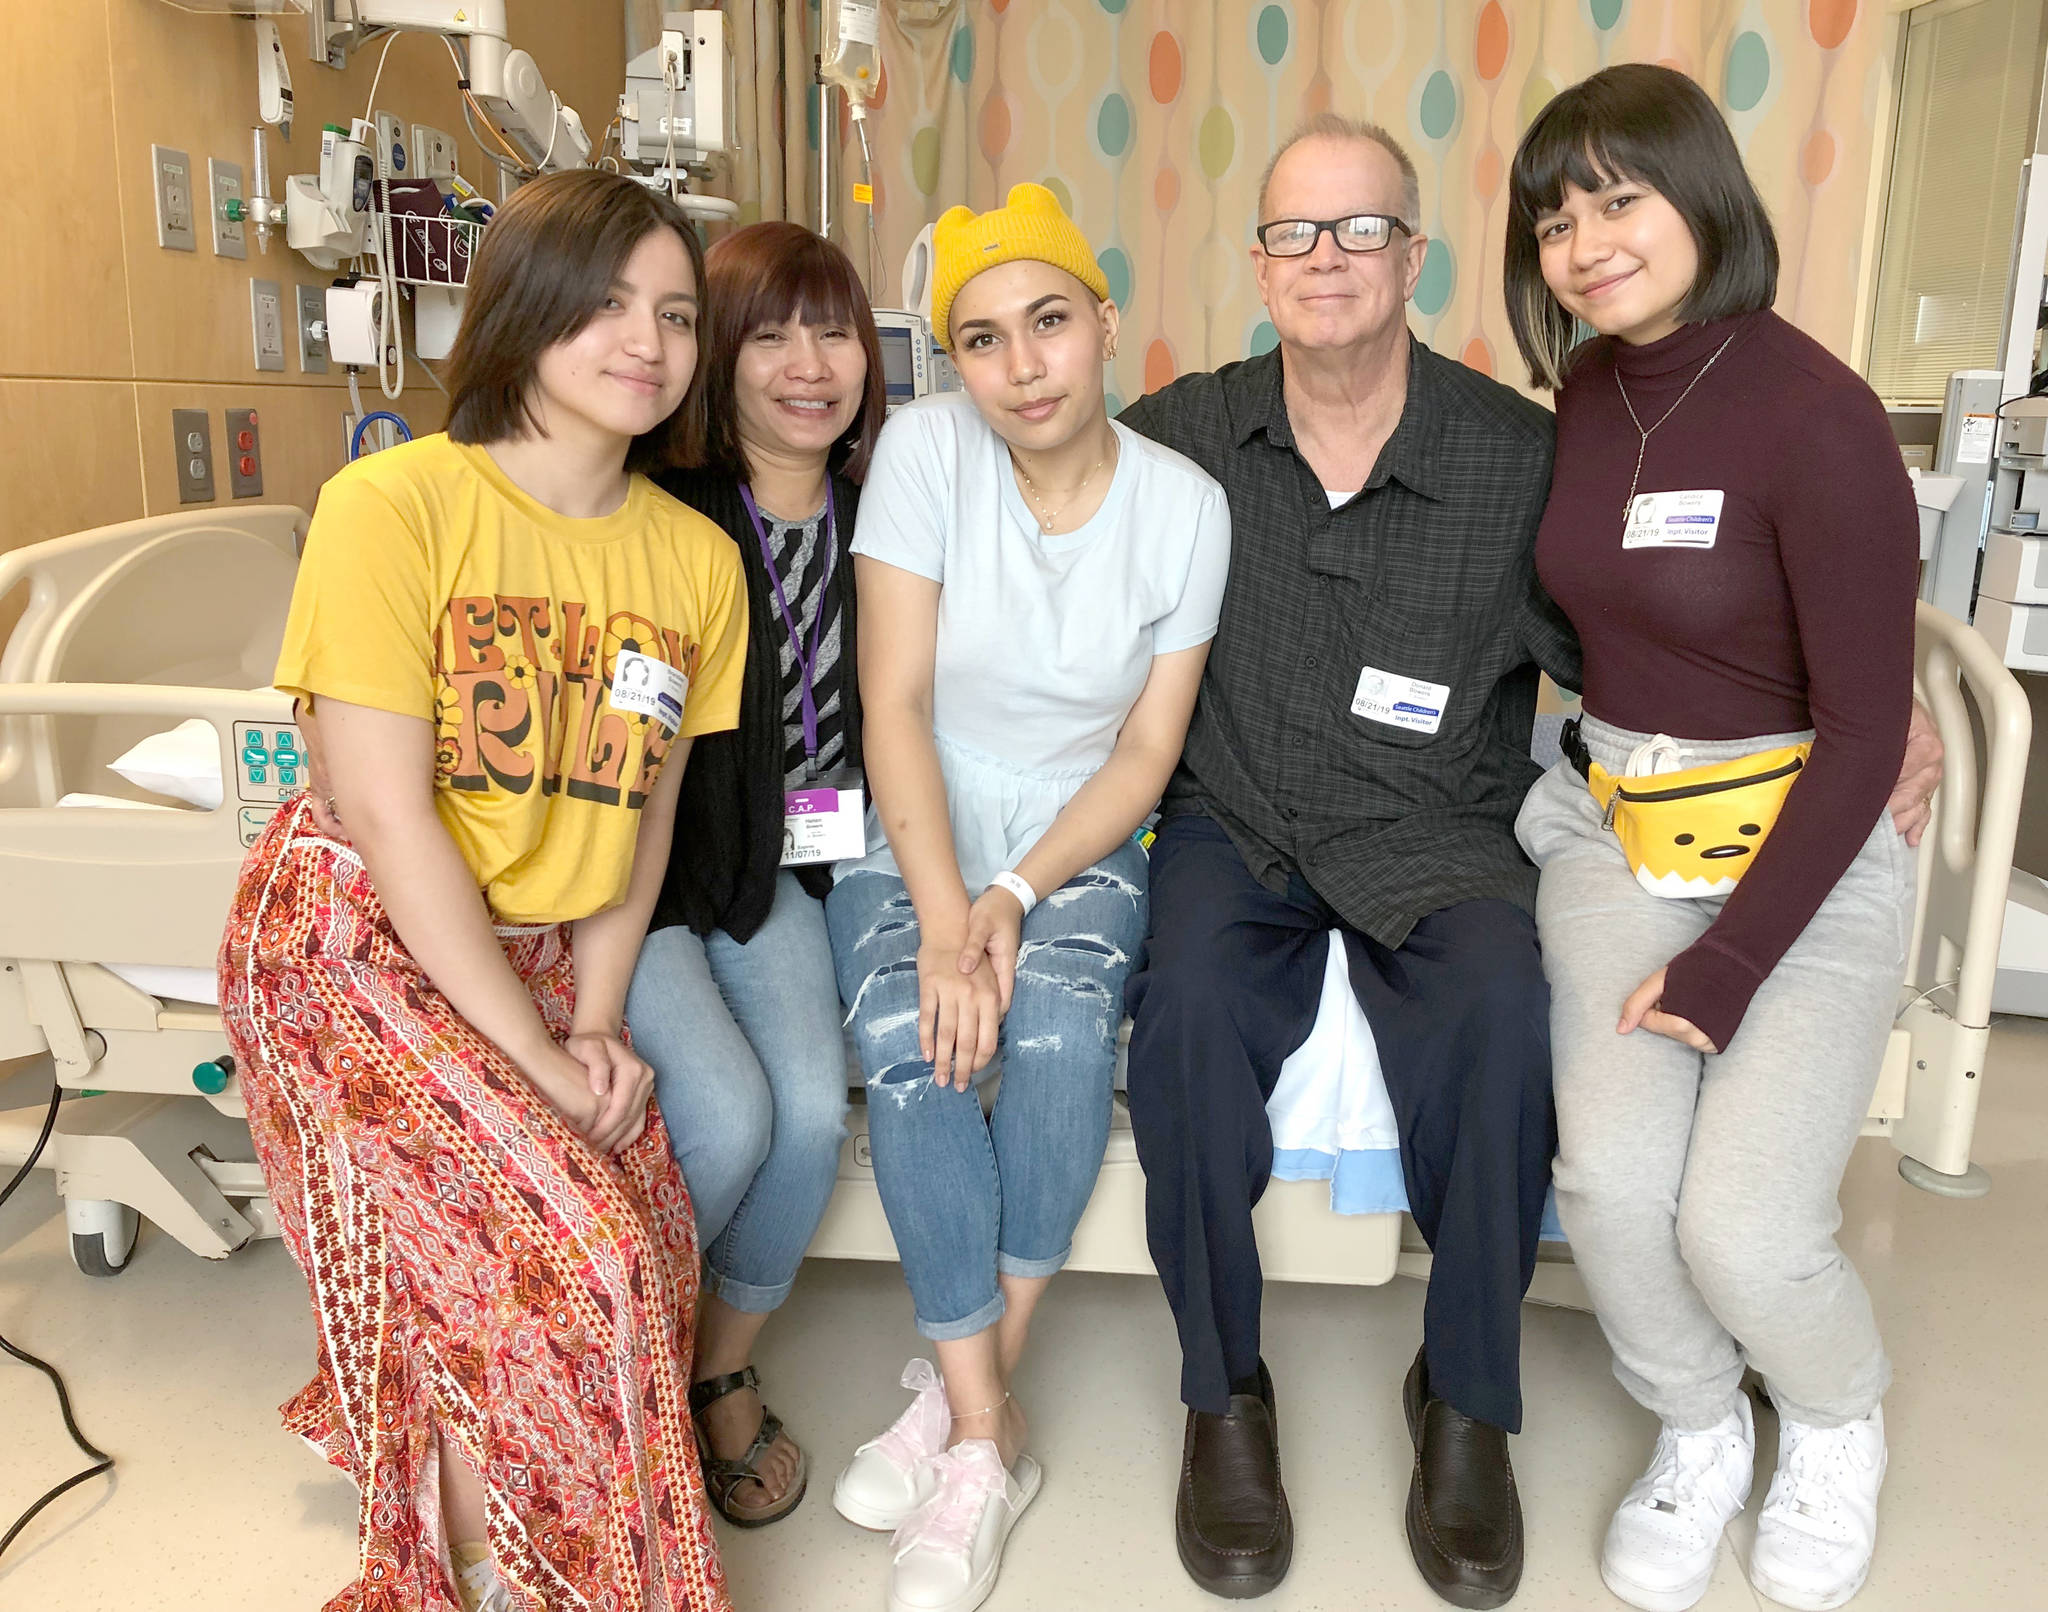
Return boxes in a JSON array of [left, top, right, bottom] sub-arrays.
[[1505, 65, 1918, 1612]]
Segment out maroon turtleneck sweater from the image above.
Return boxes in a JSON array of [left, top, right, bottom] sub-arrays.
[[1536, 310, 1918, 1050]]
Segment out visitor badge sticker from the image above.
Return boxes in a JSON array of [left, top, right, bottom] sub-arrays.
[[609, 649, 688, 734], [1623, 489, 1724, 550], [1352, 665, 1449, 735], [783, 780, 868, 865]]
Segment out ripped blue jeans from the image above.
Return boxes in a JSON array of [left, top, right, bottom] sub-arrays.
[[824, 842, 1149, 1340]]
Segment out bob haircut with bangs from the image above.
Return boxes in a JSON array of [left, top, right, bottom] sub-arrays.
[[1504, 63, 1778, 390], [445, 169, 706, 473], [679, 222, 888, 484]]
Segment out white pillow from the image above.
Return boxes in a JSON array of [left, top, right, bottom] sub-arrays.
[[106, 718, 223, 809]]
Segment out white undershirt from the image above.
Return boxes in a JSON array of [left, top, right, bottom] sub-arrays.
[[1326, 488, 1359, 509]]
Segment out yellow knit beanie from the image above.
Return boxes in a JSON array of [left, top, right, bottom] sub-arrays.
[[930, 183, 1111, 349]]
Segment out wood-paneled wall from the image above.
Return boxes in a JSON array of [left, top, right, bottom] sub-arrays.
[[0, 0, 625, 554]]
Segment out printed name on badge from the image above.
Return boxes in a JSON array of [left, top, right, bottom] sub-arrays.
[[608, 648, 688, 733], [1351, 664, 1450, 736], [1623, 489, 1724, 550], [782, 783, 869, 865]]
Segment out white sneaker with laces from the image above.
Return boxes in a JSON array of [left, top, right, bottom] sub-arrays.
[[455, 1552, 512, 1612], [1749, 1405, 1887, 1610], [1600, 1396, 1756, 1612], [833, 1358, 950, 1531], [887, 1438, 1041, 1612]]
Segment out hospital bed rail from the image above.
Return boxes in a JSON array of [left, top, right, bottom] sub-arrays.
[[1, 506, 303, 1274], [1892, 598, 2032, 1195]]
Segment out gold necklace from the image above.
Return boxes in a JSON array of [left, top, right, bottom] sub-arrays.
[[1012, 437, 1115, 532], [1615, 331, 1738, 521]]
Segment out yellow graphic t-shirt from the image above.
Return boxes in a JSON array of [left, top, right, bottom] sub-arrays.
[[275, 434, 746, 923]]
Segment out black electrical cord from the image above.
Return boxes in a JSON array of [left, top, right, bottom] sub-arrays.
[[0, 1082, 115, 1564]]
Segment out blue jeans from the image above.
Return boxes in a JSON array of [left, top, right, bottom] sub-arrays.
[[824, 844, 1149, 1340], [625, 872, 849, 1314]]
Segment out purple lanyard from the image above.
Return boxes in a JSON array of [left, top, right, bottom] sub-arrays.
[[740, 482, 836, 777]]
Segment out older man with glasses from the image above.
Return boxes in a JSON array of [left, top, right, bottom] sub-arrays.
[[1114, 107, 1948, 1609], [1113, 112, 1570, 1608]]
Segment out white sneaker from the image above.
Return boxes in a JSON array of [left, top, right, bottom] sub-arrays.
[[887, 1439, 1041, 1612], [1749, 1405, 1887, 1610], [455, 1552, 511, 1612], [1600, 1397, 1756, 1612], [834, 1358, 950, 1531]]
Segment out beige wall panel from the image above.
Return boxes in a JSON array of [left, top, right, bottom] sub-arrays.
[[134, 380, 448, 520], [0, 379, 146, 645], [0, 2, 133, 378], [0, 381, 146, 555], [108, 0, 624, 387]]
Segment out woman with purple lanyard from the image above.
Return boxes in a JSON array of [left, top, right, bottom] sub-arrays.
[[630, 222, 887, 1528]]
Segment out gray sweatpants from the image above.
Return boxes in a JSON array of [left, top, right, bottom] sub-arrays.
[[1516, 714, 1912, 1431]]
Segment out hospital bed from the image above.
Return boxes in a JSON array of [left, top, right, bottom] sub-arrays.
[[0, 507, 305, 1273], [0, 507, 2029, 1305]]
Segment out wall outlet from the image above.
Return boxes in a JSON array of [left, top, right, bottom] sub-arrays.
[[412, 122, 458, 180], [375, 111, 408, 179], [225, 408, 264, 499], [297, 283, 330, 373], [152, 145, 196, 251], [250, 278, 286, 372], [172, 409, 214, 503], [208, 158, 247, 259]]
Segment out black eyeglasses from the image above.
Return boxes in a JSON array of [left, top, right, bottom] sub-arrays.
[[1256, 214, 1413, 257]]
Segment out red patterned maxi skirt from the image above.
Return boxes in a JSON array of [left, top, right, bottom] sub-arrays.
[[217, 798, 732, 1612]]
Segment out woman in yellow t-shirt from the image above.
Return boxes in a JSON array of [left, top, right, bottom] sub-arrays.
[[216, 170, 745, 1612]]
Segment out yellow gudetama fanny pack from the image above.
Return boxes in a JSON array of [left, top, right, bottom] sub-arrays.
[[1586, 743, 1810, 899]]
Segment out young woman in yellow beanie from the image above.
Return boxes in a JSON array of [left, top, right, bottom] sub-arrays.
[[822, 183, 1233, 1612]]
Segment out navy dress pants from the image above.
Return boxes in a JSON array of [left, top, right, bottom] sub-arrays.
[[1124, 813, 1555, 1433]]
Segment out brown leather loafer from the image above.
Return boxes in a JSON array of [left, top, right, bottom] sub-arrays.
[[1403, 1348, 1523, 1609], [1175, 1359, 1293, 1599]]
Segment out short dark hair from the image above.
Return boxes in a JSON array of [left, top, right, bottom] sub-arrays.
[[678, 222, 888, 484], [445, 169, 707, 472], [1504, 63, 1778, 389]]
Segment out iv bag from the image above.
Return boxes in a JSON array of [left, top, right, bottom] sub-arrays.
[[820, 0, 882, 104]]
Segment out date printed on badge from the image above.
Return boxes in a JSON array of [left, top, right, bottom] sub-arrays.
[[1352, 664, 1449, 736]]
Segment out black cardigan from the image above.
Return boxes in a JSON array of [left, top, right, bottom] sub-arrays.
[[649, 466, 864, 943]]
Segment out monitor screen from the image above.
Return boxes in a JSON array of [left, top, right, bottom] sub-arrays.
[[878, 325, 917, 400]]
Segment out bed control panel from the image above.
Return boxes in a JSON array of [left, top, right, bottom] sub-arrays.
[[232, 720, 305, 845]]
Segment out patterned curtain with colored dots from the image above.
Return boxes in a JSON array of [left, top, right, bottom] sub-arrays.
[[843, 0, 1891, 405]]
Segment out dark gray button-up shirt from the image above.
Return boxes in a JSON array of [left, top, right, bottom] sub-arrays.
[[1118, 339, 1581, 948]]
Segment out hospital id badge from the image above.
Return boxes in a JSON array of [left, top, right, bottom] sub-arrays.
[[1623, 489, 1723, 550], [608, 648, 688, 733], [782, 770, 868, 865], [1352, 664, 1450, 735]]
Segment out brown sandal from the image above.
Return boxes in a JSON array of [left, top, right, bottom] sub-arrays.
[[689, 1366, 808, 1527]]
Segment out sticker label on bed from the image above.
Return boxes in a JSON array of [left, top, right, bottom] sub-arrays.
[[238, 805, 277, 846], [1623, 489, 1724, 550], [607, 649, 687, 733], [782, 784, 867, 865], [1351, 666, 1449, 735]]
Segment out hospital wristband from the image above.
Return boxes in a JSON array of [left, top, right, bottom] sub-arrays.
[[988, 869, 1038, 917]]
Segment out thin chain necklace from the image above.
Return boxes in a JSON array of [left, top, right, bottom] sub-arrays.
[[1615, 331, 1738, 520], [1011, 434, 1116, 532]]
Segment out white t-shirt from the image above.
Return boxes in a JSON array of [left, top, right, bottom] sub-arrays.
[[844, 392, 1232, 892]]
